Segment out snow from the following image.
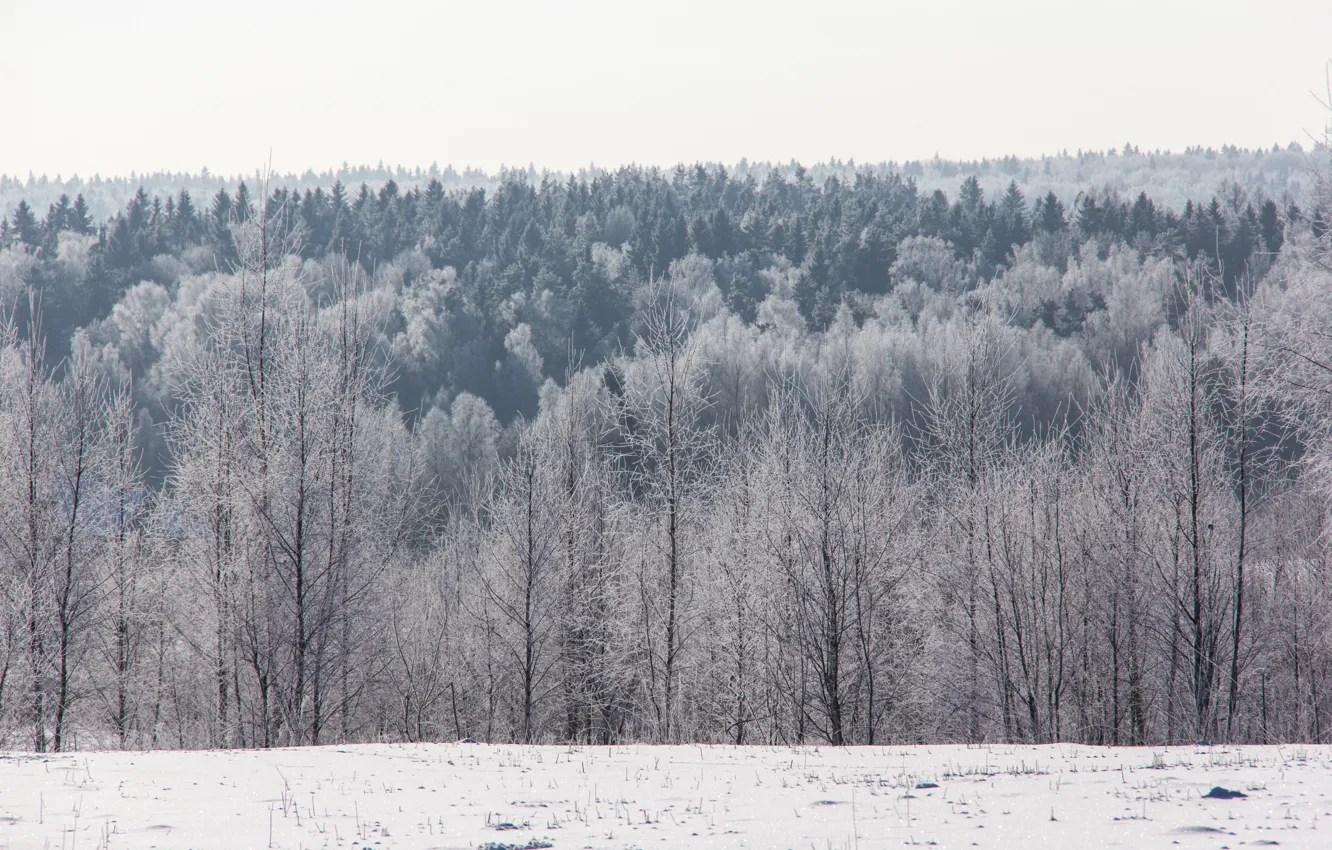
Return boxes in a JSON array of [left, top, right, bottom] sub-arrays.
[[2, 743, 1330, 849]]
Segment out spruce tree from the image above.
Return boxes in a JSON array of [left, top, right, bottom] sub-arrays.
[[1259, 200, 1283, 254], [175, 190, 198, 247], [1037, 191, 1067, 233], [11, 200, 40, 247], [209, 188, 233, 232], [233, 182, 254, 222], [45, 194, 71, 234], [61, 195, 88, 235], [999, 181, 1030, 246]]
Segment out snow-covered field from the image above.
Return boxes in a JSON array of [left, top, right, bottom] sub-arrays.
[[2, 743, 1330, 849]]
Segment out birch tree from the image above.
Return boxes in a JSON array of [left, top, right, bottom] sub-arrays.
[[616, 282, 713, 742], [917, 314, 1020, 740], [1139, 281, 1233, 742]]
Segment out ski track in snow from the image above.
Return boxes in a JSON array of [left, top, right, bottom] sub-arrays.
[[1, 743, 1329, 849]]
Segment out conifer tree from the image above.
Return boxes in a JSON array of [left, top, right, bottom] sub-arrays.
[[11, 200, 40, 247]]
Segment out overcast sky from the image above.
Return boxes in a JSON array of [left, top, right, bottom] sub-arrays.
[[3, 0, 1330, 179]]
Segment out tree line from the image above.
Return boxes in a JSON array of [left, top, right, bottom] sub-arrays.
[[0, 160, 1316, 429], [0, 151, 1331, 750], [4, 143, 1314, 233]]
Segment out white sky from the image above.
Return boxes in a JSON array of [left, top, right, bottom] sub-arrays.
[[2, 0, 1330, 179]]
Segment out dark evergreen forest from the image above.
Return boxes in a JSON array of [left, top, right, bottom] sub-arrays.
[[1, 158, 1314, 428]]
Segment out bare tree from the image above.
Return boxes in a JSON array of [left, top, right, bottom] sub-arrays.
[[917, 314, 1019, 741], [615, 281, 714, 742], [756, 377, 913, 744], [699, 425, 763, 744], [49, 352, 107, 751], [97, 384, 154, 749], [0, 310, 62, 751], [167, 213, 414, 748], [1082, 371, 1153, 744], [1140, 277, 1232, 742], [477, 421, 565, 742]]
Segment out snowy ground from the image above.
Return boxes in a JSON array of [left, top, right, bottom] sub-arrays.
[[1, 743, 1330, 849]]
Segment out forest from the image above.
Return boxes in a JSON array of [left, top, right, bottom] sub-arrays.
[[1, 142, 1331, 752]]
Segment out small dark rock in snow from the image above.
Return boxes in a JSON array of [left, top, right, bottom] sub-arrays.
[[915, 782, 940, 789], [1202, 786, 1248, 799]]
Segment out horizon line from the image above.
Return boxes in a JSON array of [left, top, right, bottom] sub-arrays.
[[1, 141, 1313, 187]]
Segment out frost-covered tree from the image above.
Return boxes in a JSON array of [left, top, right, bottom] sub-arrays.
[[615, 278, 714, 742]]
